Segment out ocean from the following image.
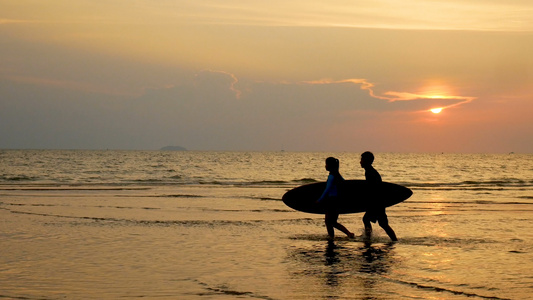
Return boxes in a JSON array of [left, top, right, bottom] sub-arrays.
[[1, 150, 532, 299]]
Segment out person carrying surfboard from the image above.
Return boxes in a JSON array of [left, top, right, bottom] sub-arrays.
[[316, 157, 355, 239], [360, 151, 398, 241]]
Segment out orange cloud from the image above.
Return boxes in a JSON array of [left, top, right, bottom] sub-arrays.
[[199, 70, 242, 99], [304, 78, 476, 112]]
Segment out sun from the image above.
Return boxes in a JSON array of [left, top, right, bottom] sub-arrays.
[[430, 107, 443, 114]]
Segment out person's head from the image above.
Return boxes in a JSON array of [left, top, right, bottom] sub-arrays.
[[325, 157, 340, 173], [360, 151, 374, 168]]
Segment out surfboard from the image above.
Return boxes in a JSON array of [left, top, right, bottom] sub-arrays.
[[282, 180, 412, 214]]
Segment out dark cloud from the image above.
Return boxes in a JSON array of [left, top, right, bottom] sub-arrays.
[[0, 70, 526, 152]]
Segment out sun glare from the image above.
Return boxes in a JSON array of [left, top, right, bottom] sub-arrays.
[[430, 108, 443, 114]]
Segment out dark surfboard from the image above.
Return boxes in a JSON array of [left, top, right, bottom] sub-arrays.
[[282, 180, 412, 214]]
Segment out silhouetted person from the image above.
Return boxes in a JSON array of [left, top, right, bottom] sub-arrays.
[[316, 157, 355, 239], [360, 152, 397, 241]]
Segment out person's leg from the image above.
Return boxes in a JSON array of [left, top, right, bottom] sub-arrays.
[[378, 215, 397, 241], [362, 212, 373, 238], [382, 225, 397, 241], [325, 213, 336, 238], [334, 221, 355, 238]]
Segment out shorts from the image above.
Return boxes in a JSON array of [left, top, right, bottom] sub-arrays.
[[364, 206, 388, 224], [323, 196, 341, 214]]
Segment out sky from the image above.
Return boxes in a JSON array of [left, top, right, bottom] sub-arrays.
[[1, 0, 532, 153]]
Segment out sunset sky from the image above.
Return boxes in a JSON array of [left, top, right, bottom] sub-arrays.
[[1, 0, 532, 152]]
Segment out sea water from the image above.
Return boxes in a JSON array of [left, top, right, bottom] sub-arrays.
[[1, 150, 532, 299]]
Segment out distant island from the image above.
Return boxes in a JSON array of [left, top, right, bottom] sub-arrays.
[[160, 146, 187, 151]]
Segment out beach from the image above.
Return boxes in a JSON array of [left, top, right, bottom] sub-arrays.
[[1, 150, 532, 299]]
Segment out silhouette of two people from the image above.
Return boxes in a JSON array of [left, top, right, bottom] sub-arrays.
[[316, 152, 397, 241]]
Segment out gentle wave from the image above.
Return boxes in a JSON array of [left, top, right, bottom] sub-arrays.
[[0, 175, 38, 181], [406, 180, 533, 189], [0, 186, 151, 191], [0, 207, 305, 227], [414, 200, 533, 205], [3, 175, 530, 189], [383, 276, 511, 300], [161, 194, 204, 198], [188, 278, 275, 300]]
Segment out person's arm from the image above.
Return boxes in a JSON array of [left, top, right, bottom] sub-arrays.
[[317, 174, 334, 203]]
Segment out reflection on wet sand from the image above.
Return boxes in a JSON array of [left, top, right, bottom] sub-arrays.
[[287, 236, 397, 299]]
